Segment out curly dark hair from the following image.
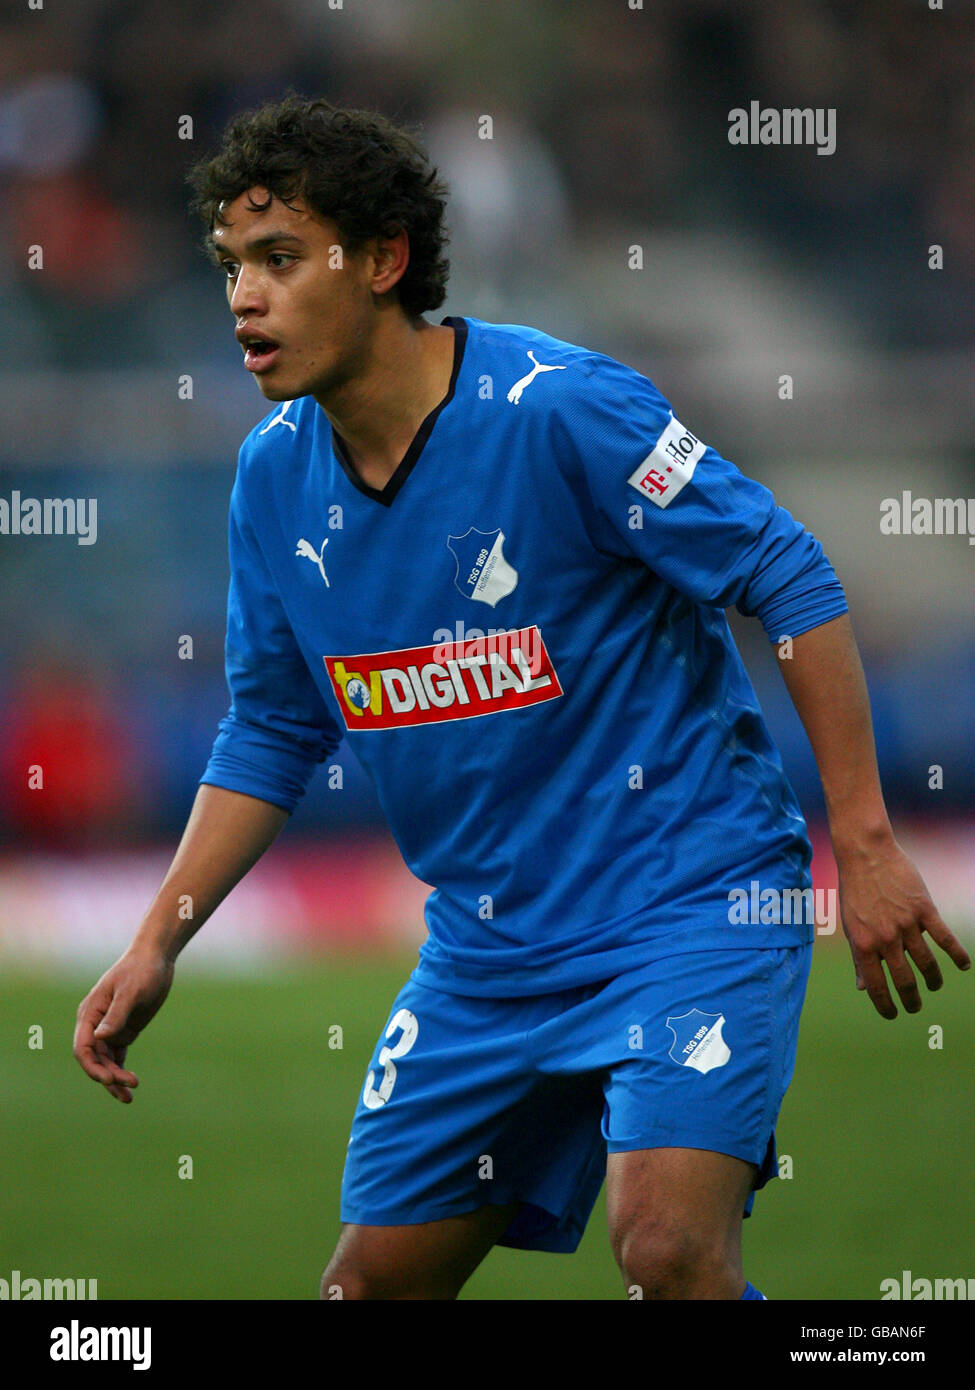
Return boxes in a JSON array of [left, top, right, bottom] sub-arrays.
[[186, 94, 450, 319]]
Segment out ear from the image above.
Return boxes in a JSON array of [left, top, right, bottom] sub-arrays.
[[370, 228, 410, 298]]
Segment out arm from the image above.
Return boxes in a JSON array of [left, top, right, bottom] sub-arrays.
[[75, 450, 343, 1103], [778, 613, 970, 1017], [545, 354, 969, 1011], [73, 784, 288, 1103]]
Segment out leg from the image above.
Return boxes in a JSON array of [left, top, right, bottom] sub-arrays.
[[606, 1147, 756, 1299], [596, 944, 814, 1300], [321, 1202, 521, 1300], [338, 976, 610, 1295]]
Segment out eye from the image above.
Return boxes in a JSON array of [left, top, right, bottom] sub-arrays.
[[217, 260, 238, 280], [268, 252, 295, 269]]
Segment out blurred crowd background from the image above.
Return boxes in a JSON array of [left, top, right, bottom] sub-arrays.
[[3, 2, 972, 1305], [1, 0, 973, 853]]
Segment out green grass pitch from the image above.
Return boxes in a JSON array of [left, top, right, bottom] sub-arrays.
[[1, 942, 970, 1300]]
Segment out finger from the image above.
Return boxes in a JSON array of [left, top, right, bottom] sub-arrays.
[[76, 1047, 122, 1086], [74, 988, 124, 1076], [76, 985, 109, 1026], [74, 1024, 119, 1086], [920, 908, 972, 972], [73, 996, 105, 1065], [79, 1050, 137, 1088], [859, 954, 898, 1020], [97, 1036, 136, 1077], [92, 1037, 139, 1088], [94, 997, 134, 1044], [883, 943, 922, 1014], [849, 948, 866, 991], [105, 1082, 133, 1104], [902, 928, 943, 993]]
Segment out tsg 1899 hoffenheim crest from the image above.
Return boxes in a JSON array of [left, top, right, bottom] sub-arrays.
[[665, 1009, 731, 1074], [447, 527, 519, 607]]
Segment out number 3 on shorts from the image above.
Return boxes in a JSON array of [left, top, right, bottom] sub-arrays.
[[362, 1008, 419, 1110]]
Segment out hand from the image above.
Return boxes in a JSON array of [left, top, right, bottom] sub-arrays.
[[836, 835, 971, 1019], [73, 947, 175, 1102]]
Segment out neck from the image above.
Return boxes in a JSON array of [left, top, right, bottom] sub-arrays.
[[314, 311, 454, 489]]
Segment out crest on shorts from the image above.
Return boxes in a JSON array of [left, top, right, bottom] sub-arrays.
[[665, 1009, 730, 1074]]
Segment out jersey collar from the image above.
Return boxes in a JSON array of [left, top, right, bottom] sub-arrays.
[[331, 316, 468, 508]]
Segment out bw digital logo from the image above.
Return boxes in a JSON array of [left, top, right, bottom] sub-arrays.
[[324, 626, 562, 731], [344, 677, 372, 710]]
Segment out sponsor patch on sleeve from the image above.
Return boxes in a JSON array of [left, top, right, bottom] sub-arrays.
[[627, 414, 707, 508]]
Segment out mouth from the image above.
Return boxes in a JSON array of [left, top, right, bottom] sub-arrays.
[[241, 337, 281, 373]]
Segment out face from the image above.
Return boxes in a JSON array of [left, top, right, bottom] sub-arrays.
[[209, 187, 394, 401]]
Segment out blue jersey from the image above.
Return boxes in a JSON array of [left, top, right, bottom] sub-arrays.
[[201, 316, 847, 995]]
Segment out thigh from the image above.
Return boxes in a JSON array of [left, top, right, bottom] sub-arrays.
[[599, 942, 812, 1204], [605, 1146, 756, 1255]]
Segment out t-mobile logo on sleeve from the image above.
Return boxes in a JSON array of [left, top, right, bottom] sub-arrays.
[[627, 415, 707, 508]]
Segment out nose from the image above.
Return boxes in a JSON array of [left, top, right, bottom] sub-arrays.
[[228, 263, 265, 317]]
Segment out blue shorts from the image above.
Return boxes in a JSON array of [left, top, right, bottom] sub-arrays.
[[340, 943, 812, 1253]]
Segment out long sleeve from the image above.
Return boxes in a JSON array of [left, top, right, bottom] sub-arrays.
[[200, 459, 343, 813], [552, 353, 848, 640]]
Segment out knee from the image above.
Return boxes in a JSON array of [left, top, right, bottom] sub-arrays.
[[613, 1216, 739, 1300], [319, 1261, 372, 1301], [319, 1255, 460, 1301], [320, 1258, 355, 1300]]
